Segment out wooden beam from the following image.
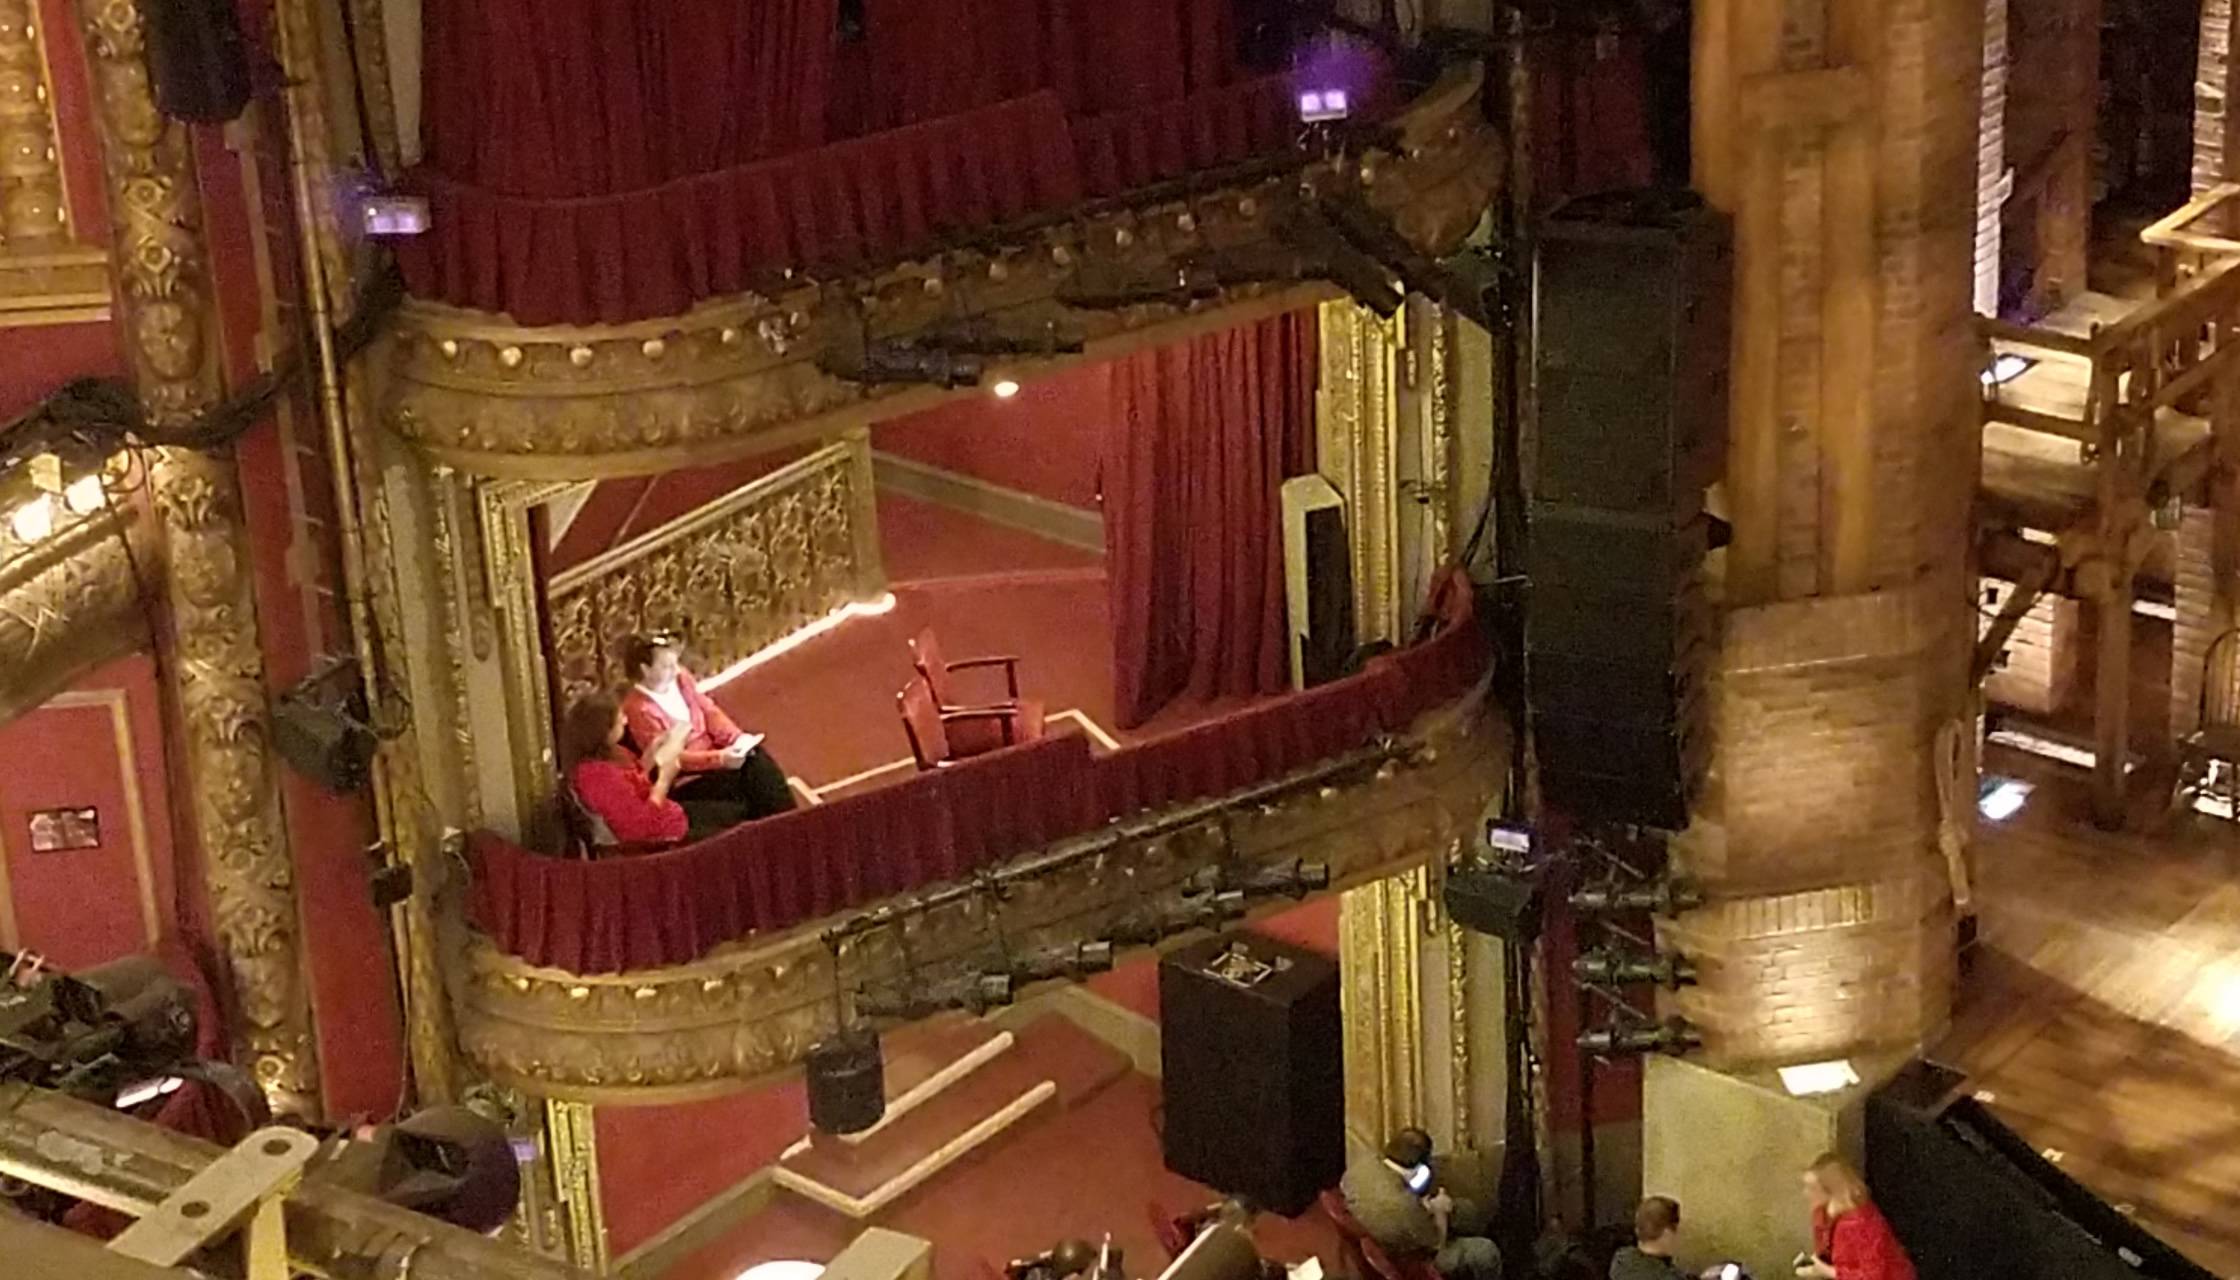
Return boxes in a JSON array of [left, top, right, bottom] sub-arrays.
[[1739, 68, 1872, 128], [1974, 567, 2053, 683], [1981, 316, 2097, 358], [1985, 400, 2096, 443]]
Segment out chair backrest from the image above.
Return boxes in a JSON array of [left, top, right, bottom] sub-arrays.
[[1319, 1189, 1376, 1280], [910, 626, 951, 702], [898, 675, 948, 769]]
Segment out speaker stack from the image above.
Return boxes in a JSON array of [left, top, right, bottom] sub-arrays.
[[1527, 190, 1732, 830]]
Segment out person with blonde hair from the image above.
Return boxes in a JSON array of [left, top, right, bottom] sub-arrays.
[[1796, 1154, 1915, 1280]]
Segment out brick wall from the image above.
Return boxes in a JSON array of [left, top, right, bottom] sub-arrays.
[[1976, 0, 2008, 316], [2175, 506, 2230, 738], [1981, 580, 2082, 715], [1679, 0, 1980, 1067], [2203, 0, 2237, 194]]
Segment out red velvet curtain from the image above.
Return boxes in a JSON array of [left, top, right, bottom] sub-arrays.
[[857, 0, 1236, 128], [1103, 310, 1317, 729], [421, 0, 838, 197]]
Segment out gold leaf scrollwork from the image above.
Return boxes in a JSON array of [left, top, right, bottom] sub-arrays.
[[546, 439, 883, 705], [73, 0, 317, 1114]]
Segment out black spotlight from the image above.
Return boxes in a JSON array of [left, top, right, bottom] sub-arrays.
[[805, 1029, 885, 1136]]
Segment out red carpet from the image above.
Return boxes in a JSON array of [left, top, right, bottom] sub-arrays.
[[710, 495, 1257, 792], [667, 1061, 1341, 1280]]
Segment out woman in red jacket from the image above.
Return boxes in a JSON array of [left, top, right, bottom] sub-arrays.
[[618, 634, 797, 826], [560, 691, 690, 849], [1798, 1154, 1916, 1280]]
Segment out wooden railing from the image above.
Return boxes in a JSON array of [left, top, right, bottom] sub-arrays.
[[545, 435, 884, 703]]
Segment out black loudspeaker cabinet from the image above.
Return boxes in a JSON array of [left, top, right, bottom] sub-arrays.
[[1301, 504, 1358, 688], [1445, 865, 1542, 941], [1866, 1060, 2214, 1280], [1159, 931, 1342, 1216], [1531, 189, 1732, 520], [805, 1032, 886, 1136], [1526, 189, 1730, 830], [137, 0, 253, 124]]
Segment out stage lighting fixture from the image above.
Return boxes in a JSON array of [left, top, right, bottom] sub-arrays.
[[1484, 819, 1533, 858], [1577, 1017, 1700, 1056], [8, 494, 53, 543], [992, 378, 1021, 399], [1569, 878, 1705, 917], [361, 195, 431, 237], [1977, 776, 2033, 822], [1187, 858, 1330, 900], [1572, 948, 1697, 989], [1776, 1059, 1861, 1097], [1297, 88, 1351, 123], [854, 970, 1016, 1020], [1103, 890, 1248, 947], [1982, 353, 2036, 386]]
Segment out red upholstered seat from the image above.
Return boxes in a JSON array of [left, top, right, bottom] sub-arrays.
[[909, 625, 1046, 755], [899, 674, 1039, 770], [1319, 1188, 1440, 1280]]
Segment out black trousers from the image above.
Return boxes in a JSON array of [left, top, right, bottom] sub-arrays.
[[674, 748, 798, 839]]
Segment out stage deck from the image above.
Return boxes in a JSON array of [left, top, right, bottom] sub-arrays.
[[1941, 747, 2240, 1275]]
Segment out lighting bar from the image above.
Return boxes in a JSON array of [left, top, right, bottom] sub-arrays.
[[700, 593, 897, 692], [361, 195, 431, 237]]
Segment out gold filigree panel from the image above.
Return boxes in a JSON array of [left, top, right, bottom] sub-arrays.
[[1341, 865, 1429, 1148], [451, 693, 1505, 1100], [546, 436, 883, 705], [1320, 300, 1404, 644]]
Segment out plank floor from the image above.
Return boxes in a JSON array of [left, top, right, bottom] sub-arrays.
[[1942, 746, 2240, 1275]]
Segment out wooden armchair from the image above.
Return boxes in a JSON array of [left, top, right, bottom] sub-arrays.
[[899, 674, 1032, 769], [909, 626, 1045, 751]]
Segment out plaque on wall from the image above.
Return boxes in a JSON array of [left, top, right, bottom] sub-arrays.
[[27, 807, 100, 852]]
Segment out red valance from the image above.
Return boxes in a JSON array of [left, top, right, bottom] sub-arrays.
[[421, 0, 840, 198], [469, 593, 1486, 975], [396, 93, 1082, 327], [1073, 74, 1296, 197]]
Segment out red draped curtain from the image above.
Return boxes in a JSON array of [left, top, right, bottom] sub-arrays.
[[421, 0, 839, 197], [1103, 310, 1318, 729], [857, 0, 1237, 129]]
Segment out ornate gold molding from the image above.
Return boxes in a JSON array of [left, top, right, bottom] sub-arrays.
[[547, 436, 885, 704], [1319, 299, 1403, 643], [451, 693, 1504, 1100], [0, 464, 153, 721], [0, 0, 69, 247], [1341, 864, 1428, 1148], [477, 477, 577, 842], [378, 65, 1506, 481], [73, 0, 317, 1115], [542, 1098, 608, 1272]]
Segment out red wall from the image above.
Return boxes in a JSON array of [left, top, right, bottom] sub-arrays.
[[874, 361, 1114, 510], [0, 654, 182, 969]]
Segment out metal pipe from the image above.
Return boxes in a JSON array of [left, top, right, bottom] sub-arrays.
[[268, 0, 423, 1101]]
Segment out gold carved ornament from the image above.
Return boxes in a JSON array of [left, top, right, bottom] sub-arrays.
[[0, 0, 108, 326], [451, 694, 1506, 1099], [71, 0, 318, 1115], [545, 437, 884, 704]]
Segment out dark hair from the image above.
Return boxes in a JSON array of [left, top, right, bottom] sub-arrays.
[[559, 691, 623, 773], [1635, 1196, 1680, 1243], [621, 632, 682, 681], [1382, 1127, 1432, 1169]]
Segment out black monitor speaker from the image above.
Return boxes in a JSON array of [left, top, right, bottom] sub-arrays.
[[805, 1030, 885, 1136], [1445, 865, 1542, 941]]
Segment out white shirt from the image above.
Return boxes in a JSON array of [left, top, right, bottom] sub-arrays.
[[637, 680, 691, 726]]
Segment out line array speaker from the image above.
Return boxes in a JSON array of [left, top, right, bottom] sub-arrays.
[[1527, 189, 1731, 830]]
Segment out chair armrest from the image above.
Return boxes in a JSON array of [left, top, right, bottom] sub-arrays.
[[945, 654, 1022, 699], [937, 707, 1022, 746]]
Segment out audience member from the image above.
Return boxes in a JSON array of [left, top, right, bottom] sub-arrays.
[[1340, 1126, 1502, 1280], [561, 691, 689, 848], [1610, 1197, 1723, 1280], [1798, 1154, 1916, 1280], [620, 634, 796, 826]]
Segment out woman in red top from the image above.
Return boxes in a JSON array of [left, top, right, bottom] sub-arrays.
[[1798, 1154, 1916, 1280], [560, 691, 690, 849], [618, 634, 797, 827]]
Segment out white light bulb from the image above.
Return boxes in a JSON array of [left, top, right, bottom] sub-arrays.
[[9, 494, 54, 543], [991, 379, 1021, 399], [63, 473, 105, 515]]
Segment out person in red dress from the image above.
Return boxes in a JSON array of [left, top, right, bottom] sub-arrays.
[[618, 634, 797, 827], [560, 690, 690, 849], [1798, 1154, 1917, 1280]]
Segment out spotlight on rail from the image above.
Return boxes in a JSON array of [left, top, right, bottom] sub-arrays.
[[854, 971, 1016, 1021], [1573, 948, 1698, 989], [1577, 1018, 1701, 1056], [1186, 859, 1330, 900], [361, 195, 431, 237], [1296, 88, 1351, 123], [1569, 879, 1705, 917]]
